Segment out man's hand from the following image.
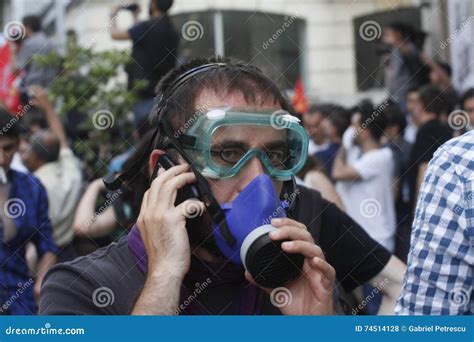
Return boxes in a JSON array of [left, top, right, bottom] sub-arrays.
[[136, 163, 204, 279], [29, 86, 69, 149], [246, 218, 336, 315], [29, 86, 53, 112], [132, 163, 205, 315]]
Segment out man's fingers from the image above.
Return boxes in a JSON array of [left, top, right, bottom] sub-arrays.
[[159, 172, 198, 208], [271, 218, 306, 230], [137, 190, 150, 230], [148, 164, 189, 206], [269, 226, 313, 243], [310, 257, 336, 284], [281, 240, 323, 259]]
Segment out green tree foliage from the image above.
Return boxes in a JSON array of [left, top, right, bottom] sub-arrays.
[[36, 40, 147, 178]]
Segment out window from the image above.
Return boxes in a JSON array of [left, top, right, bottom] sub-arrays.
[[353, 7, 422, 91], [171, 10, 306, 90]]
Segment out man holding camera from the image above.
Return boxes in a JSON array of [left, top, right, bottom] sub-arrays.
[[110, 0, 179, 129]]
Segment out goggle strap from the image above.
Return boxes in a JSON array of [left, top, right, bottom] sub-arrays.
[[103, 126, 159, 191]]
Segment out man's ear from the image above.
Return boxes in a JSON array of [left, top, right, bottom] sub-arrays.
[[149, 149, 166, 176]]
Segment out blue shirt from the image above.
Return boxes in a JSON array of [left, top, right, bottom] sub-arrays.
[[0, 169, 57, 315], [396, 130, 473, 315]]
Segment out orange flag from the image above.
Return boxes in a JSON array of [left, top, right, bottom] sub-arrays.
[[292, 77, 308, 114]]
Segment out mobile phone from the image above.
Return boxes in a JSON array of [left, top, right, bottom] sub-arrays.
[[157, 154, 201, 205]]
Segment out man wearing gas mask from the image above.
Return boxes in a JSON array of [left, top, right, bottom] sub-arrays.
[[40, 58, 404, 315]]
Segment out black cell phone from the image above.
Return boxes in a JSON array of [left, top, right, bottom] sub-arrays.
[[157, 155, 201, 205]]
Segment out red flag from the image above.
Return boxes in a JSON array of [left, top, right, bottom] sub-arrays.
[[292, 77, 308, 114], [0, 36, 20, 114]]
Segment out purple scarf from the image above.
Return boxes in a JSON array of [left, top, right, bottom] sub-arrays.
[[127, 224, 263, 315]]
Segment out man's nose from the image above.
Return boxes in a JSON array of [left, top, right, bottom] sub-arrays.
[[238, 156, 266, 189]]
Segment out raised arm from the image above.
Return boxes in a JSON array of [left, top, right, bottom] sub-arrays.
[[30, 86, 68, 148]]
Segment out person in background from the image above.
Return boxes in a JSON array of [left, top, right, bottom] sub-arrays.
[[382, 22, 427, 111], [333, 102, 397, 314], [460, 88, 474, 131], [19, 87, 82, 263], [0, 107, 57, 315], [404, 87, 421, 144], [381, 102, 412, 262], [421, 55, 458, 120], [110, 0, 179, 128], [9, 15, 56, 91], [396, 130, 473, 315], [407, 85, 452, 216], [302, 104, 329, 157], [319, 104, 350, 178], [333, 104, 396, 254], [297, 156, 345, 211]]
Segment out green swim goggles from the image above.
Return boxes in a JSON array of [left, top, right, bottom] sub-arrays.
[[175, 107, 309, 181]]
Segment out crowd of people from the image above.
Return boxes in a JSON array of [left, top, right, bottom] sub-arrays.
[[0, 0, 472, 316]]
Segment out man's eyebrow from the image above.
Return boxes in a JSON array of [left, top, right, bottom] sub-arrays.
[[212, 140, 247, 149], [1, 143, 16, 150], [264, 140, 288, 149]]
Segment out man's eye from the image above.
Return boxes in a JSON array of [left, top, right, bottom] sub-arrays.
[[2, 145, 15, 153], [267, 150, 286, 166], [219, 148, 245, 163]]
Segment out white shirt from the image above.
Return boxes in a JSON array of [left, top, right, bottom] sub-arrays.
[[34, 148, 82, 247], [307, 140, 330, 155], [336, 133, 396, 252], [11, 153, 28, 173]]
